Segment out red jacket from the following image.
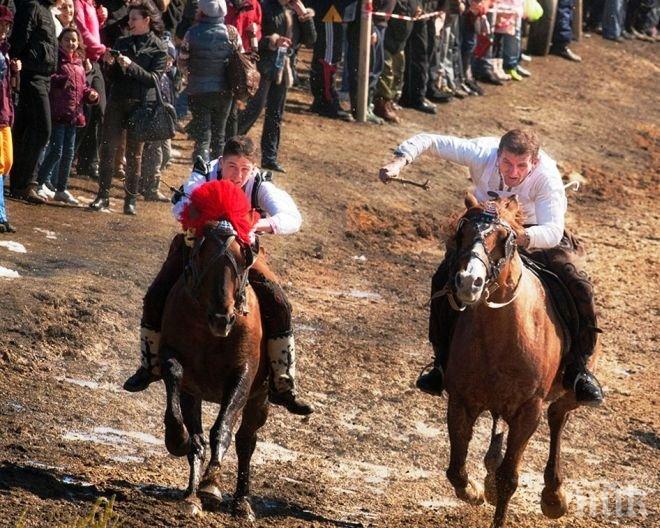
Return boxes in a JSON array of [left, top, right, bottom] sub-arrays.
[[49, 50, 98, 127], [0, 42, 13, 128], [226, 0, 262, 53]]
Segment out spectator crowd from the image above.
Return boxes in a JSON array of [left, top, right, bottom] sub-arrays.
[[0, 0, 657, 231]]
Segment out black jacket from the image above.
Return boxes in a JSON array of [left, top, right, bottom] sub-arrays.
[[107, 32, 167, 103], [9, 0, 57, 76], [258, 0, 316, 78]]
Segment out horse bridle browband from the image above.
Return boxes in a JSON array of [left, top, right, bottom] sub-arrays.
[[185, 221, 253, 316]]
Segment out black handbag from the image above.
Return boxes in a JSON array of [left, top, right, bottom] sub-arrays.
[[127, 73, 177, 142]]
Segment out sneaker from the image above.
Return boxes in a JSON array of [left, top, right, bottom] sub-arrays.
[[506, 68, 524, 81], [465, 79, 484, 96], [552, 46, 582, 62], [37, 184, 55, 200], [0, 221, 16, 233], [520, 53, 532, 62], [53, 190, 79, 205], [516, 65, 532, 77]]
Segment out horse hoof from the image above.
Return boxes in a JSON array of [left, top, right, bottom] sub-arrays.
[[180, 496, 203, 517], [456, 478, 484, 506], [541, 487, 568, 519], [232, 497, 256, 523], [198, 483, 223, 510], [484, 473, 498, 506]]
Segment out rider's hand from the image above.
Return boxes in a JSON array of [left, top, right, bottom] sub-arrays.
[[378, 156, 407, 183], [517, 231, 530, 248]]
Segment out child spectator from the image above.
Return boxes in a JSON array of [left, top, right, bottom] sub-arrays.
[[0, 6, 17, 233], [37, 27, 99, 204]]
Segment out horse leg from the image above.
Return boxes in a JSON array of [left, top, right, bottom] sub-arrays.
[[491, 399, 543, 528], [162, 352, 190, 457], [484, 413, 505, 506], [198, 369, 252, 503], [232, 385, 269, 522], [180, 393, 206, 516], [446, 397, 484, 506], [541, 393, 578, 519]]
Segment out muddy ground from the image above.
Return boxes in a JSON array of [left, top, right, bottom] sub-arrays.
[[0, 37, 658, 528]]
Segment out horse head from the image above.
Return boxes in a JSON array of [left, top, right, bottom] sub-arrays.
[[185, 220, 255, 338], [450, 193, 524, 306]]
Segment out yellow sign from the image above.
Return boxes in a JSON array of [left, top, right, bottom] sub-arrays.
[[323, 6, 343, 23]]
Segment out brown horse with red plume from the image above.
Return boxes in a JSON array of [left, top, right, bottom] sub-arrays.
[[439, 193, 600, 528], [159, 180, 267, 520]]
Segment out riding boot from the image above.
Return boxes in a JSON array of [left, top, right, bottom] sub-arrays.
[[123, 327, 162, 392], [89, 190, 110, 211], [416, 344, 446, 396], [562, 327, 603, 406], [267, 334, 314, 415]]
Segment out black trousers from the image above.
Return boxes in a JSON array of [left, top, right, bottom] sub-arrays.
[[10, 72, 51, 193], [188, 91, 233, 162], [76, 61, 107, 173], [143, 234, 292, 339], [429, 232, 598, 369], [400, 18, 435, 106], [97, 98, 143, 195], [237, 74, 288, 165]]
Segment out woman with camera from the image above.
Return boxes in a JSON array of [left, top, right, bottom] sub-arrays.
[[89, 0, 166, 215]]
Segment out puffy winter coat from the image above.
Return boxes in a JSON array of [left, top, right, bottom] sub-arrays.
[[179, 15, 233, 95], [225, 0, 263, 53], [49, 50, 97, 126]]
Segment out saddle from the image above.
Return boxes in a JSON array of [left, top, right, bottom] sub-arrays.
[[520, 254, 578, 356]]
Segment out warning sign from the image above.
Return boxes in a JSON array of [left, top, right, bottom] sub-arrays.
[[322, 6, 343, 23]]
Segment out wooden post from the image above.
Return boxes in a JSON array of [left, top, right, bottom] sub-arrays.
[[356, 0, 373, 123]]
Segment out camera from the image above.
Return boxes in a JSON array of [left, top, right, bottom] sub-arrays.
[[109, 49, 121, 58]]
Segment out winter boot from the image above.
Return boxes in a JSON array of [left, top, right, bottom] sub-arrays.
[[123, 327, 162, 392], [267, 335, 314, 415]]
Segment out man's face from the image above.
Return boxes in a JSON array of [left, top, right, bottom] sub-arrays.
[[497, 149, 537, 187], [221, 155, 254, 187]]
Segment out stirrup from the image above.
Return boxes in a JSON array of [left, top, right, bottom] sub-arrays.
[[416, 362, 445, 397]]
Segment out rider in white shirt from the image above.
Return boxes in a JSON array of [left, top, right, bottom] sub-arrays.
[[379, 128, 603, 406], [124, 136, 313, 415]]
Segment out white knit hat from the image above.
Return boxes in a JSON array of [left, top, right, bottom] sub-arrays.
[[198, 0, 227, 18]]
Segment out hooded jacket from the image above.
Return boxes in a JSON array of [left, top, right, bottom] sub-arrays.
[[49, 49, 98, 126], [0, 41, 13, 127]]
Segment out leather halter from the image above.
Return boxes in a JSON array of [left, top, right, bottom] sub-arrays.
[[185, 221, 254, 317]]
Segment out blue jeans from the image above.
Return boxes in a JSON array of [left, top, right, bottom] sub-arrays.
[[38, 124, 77, 192], [0, 175, 7, 222], [502, 21, 522, 70], [602, 0, 627, 38]]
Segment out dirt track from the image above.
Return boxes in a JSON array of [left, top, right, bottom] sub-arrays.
[[0, 37, 658, 528]]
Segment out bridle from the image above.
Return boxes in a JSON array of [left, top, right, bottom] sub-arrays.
[[185, 221, 255, 320], [438, 203, 521, 310]]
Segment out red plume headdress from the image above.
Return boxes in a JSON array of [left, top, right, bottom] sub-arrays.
[[181, 180, 256, 244]]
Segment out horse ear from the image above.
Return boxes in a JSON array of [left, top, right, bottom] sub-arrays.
[[505, 195, 520, 212], [464, 192, 479, 209]]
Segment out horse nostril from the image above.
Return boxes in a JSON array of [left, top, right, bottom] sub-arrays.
[[455, 274, 462, 288], [474, 277, 484, 288]]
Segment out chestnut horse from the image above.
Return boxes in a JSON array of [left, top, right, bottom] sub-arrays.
[[159, 220, 268, 520], [439, 194, 599, 528]]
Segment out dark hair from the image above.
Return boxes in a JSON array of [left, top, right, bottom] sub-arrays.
[[59, 26, 86, 60], [129, 0, 164, 36], [223, 135, 257, 160], [498, 129, 540, 160]]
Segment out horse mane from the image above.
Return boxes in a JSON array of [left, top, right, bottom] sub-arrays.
[[440, 195, 526, 245], [181, 180, 256, 244]]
